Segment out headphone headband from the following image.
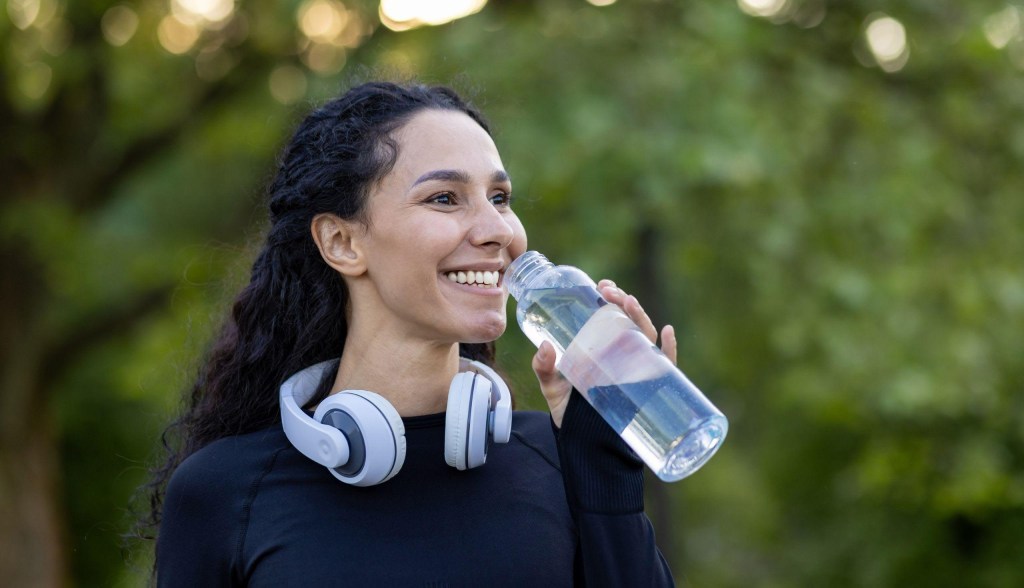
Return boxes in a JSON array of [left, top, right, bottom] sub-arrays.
[[280, 359, 350, 468]]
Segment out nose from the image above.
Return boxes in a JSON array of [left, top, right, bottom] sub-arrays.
[[468, 199, 515, 250]]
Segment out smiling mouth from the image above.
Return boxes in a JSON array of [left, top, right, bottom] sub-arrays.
[[444, 270, 502, 288]]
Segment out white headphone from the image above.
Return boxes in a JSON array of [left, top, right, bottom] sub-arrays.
[[280, 357, 512, 486]]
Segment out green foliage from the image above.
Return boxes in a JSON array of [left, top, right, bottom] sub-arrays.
[[4, 0, 1024, 585]]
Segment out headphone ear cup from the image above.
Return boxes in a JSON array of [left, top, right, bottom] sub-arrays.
[[444, 373, 472, 470], [445, 373, 491, 470], [313, 391, 406, 486], [457, 357, 512, 444]]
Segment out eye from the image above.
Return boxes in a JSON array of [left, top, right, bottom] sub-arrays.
[[428, 192, 456, 205], [490, 192, 512, 206]]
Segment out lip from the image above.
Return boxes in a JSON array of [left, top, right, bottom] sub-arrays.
[[439, 261, 506, 273], [442, 280, 505, 296]]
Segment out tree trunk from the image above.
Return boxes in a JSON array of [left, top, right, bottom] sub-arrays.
[[0, 244, 67, 587], [633, 222, 680, 569]]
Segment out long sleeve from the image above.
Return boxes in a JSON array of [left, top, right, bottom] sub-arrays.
[[554, 391, 675, 588], [156, 439, 252, 587]]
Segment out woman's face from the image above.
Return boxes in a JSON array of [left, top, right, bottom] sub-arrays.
[[351, 108, 527, 345]]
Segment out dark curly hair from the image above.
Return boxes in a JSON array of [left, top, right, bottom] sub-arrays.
[[139, 81, 497, 546]]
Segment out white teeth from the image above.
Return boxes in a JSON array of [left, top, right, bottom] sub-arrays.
[[444, 270, 500, 286]]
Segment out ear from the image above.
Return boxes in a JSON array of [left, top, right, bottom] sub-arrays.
[[311, 213, 367, 276]]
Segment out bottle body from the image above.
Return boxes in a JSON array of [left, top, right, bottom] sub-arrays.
[[507, 251, 728, 482]]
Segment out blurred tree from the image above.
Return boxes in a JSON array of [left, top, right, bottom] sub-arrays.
[[1, 0, 381, 583], [377, 1, 1024, 585], [3, 0, 1024, 586]]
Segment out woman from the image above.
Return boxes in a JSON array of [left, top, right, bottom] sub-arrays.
[[152, 81, 676, 586]]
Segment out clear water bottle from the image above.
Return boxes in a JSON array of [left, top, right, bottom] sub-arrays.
[[505, 251, 728, 482]]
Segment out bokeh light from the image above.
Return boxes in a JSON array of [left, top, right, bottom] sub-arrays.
[[791, 0, 826, 28], [295, 0, 359, 74], [865, 14, 910, 73], [269, 65, 307, 104], [303, 42, 347, 74], [7, 0, 38, 29], [101, 6, 140, 47], [298, 0, 349, 42], [157, 14, 200, 54], [984, 6, 1021, 50], [6, 0, 59, 30], [39, 17, 71, 55], [379, 0, 487, 31], [172, 0, 235, 25], [195, 47, 236, 80], [737, 0, 788, 20], [18, 61, 52, 100]]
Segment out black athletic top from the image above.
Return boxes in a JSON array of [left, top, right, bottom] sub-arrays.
[[157, 392, 675, 586]]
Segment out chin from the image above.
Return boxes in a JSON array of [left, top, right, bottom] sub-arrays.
[[462, 317, 508, 344]]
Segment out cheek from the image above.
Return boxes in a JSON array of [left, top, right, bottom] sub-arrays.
[[375, 218, 458, 270]]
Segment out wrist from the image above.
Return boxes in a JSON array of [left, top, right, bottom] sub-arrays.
[[554, 391, 645, 514]]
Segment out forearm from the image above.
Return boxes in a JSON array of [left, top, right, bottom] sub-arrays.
[[554, 391, 675, 587]]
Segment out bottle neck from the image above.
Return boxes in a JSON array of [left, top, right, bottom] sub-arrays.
[[505, 251, 554, 301]]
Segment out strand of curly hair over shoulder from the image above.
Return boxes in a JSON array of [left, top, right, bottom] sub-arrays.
[[139, 81, 497, 542]]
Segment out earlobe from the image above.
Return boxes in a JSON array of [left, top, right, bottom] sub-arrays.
[[311, 213, 366, 276]]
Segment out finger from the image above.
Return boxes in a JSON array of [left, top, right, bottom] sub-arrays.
[[597, 283, 626, 305], [660, 324, 678, 365], [531, 341, 562, 392], [625, 295, 658, 344], [532, 341, 572, 427], [596, 282, 656, 344]]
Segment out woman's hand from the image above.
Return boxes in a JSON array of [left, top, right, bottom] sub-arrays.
[[532, 279, 678, 428]]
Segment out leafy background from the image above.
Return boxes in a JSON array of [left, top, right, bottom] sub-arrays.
[[2, 0, 1023, 585]]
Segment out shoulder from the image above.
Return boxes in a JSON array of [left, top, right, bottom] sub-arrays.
[[161, 427, 289, 542], [508, 410, 560, 471], [167, 427, 288, 498], [158, 426, 291, 580], [512, 410, 555, 437]]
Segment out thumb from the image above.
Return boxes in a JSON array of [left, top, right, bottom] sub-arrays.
[[531, 341, 560, 386], [532, 341, 572, 427]]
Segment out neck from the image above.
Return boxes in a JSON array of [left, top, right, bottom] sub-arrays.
[[332, 332, 460, 417]]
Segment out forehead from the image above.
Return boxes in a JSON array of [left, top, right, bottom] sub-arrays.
[[390, 109, 504, 179]]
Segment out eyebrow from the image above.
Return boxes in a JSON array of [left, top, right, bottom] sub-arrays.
[[411, 169, 510, 187]]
